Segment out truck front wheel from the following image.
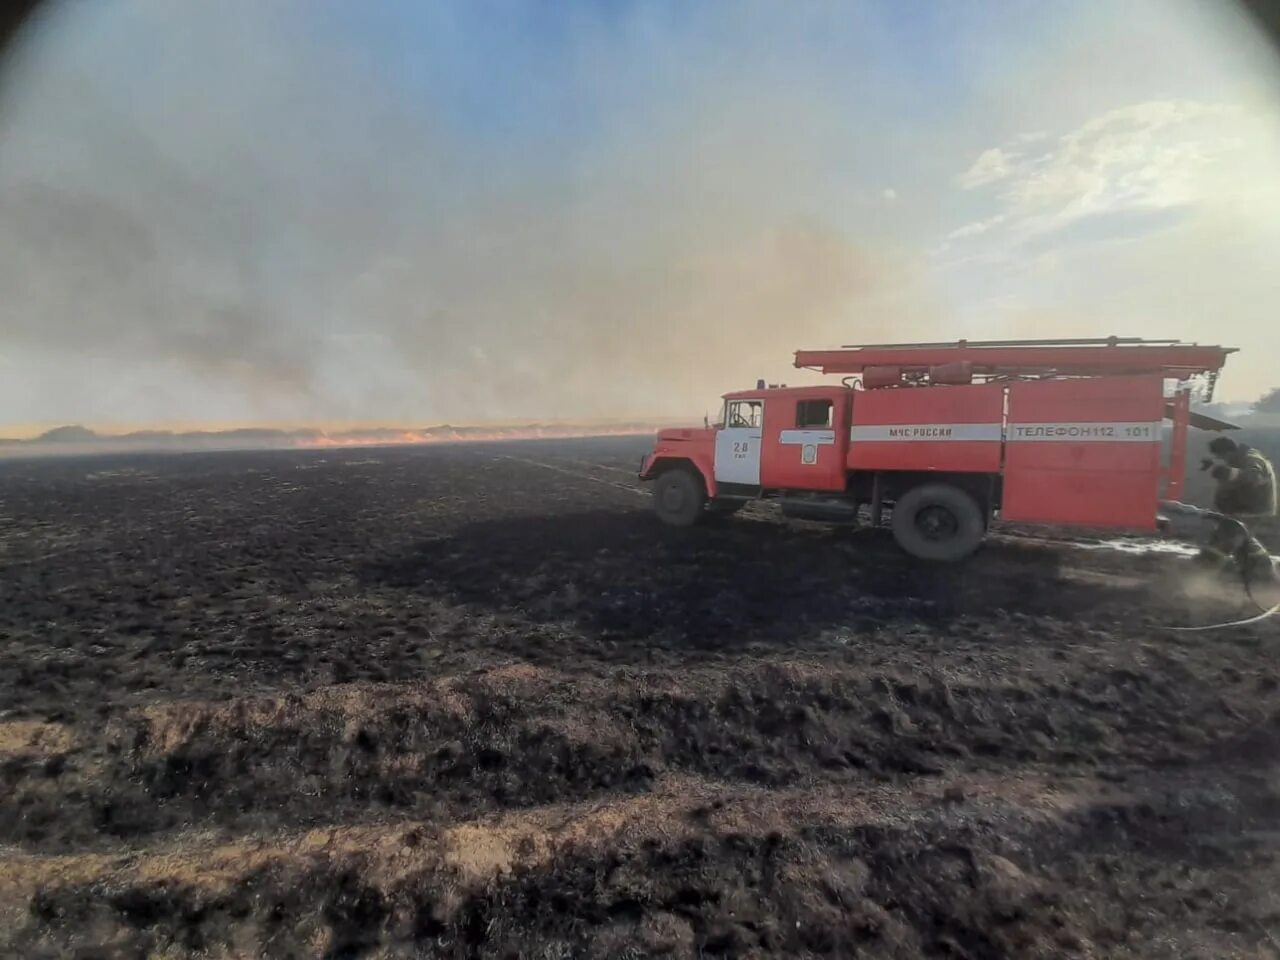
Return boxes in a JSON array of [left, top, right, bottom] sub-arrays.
[[891, 483, 986, 562], [653, 468, 706, 527]]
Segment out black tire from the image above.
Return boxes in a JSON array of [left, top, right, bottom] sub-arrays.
[[891, 483, 986, 562], [653, 468, 706, 527]]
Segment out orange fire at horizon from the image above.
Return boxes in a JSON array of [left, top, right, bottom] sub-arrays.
[[292, 425, 658, 449]]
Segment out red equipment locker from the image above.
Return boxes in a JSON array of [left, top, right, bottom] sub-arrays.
[[847, 383, 1004, 473], [1001, 375, 1164, 529]]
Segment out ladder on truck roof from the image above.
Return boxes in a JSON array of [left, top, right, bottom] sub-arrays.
[[838, 336, 1182, 349], [794, 337, 1235, 383]]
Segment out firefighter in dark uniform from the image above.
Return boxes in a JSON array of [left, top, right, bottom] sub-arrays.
[[1200, 436, 1277, 580]]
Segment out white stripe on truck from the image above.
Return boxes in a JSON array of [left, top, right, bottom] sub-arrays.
[[849, 421, 1162, 443], [778, 429, 836, 445], [1007, 421, 1160, 442], [850, 423, 1002, 442]]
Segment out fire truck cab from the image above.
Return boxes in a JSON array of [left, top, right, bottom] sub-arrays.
[[638, 338, 1235, 561]]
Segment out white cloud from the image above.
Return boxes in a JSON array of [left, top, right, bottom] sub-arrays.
[[945, 100, 1253, 255], [943, 214, 1006, 245], [935, 95, 1280, 402], [1009, 102, 1238, 219], [882, 187, 897, 201], [957, 147, 1016, 188]]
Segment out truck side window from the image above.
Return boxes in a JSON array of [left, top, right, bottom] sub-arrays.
[[726, 400, 763, 428], [796, 399, 833, 429]]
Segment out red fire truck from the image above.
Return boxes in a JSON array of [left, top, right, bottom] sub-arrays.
[[638, 338, 1236, 560]]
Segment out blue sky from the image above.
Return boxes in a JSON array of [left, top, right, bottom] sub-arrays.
[[0, 0, 1278, 429]]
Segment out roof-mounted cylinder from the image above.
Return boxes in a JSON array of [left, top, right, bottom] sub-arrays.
[[929, 361, 973, 385], [862, 366, 902, 389]]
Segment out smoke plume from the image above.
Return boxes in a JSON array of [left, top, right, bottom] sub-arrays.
[[0, 2, 938, 427], [1, 1, 1278, 429]]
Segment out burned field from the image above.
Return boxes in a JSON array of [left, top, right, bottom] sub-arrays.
[[1, 437, 1278, 958]]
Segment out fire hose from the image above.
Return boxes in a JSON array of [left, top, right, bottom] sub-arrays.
[[1154, 500, 1278, 631], [1167, 534, 1279, 633]]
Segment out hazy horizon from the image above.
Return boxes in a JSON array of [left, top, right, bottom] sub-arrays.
[[2, 1, 1279, 427], [0, 415, 683, 442]]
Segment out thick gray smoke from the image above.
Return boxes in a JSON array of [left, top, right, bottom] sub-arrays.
[[0, 2, 937, 428], [1, 1, 1278, 431]]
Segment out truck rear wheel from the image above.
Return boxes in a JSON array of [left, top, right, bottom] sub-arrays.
[[653, 468, 706, 527], [891, 483, 986, 562]]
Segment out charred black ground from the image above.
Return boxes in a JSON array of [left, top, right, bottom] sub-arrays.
[[0, 437, 1277, 958]]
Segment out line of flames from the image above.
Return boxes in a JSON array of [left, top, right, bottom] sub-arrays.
[[293, 425, 658, 448]]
